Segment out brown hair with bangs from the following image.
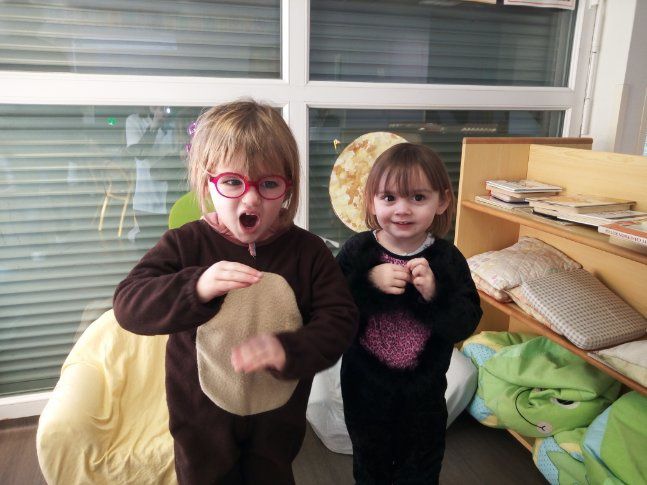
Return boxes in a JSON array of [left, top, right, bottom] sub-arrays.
[[363, 142, 455, 238], [187, 99, 300, 223]]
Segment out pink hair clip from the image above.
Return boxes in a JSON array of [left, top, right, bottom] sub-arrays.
[[185, 120, 198, 153]]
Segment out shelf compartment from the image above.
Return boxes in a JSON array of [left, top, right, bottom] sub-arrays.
[[462, 200, 647, 265], [478, 290, 647, 396]]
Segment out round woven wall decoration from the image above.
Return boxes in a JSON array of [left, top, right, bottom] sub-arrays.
[[329, 132, 407, 232]]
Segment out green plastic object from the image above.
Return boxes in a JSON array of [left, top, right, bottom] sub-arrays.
[[168, 192, 205, 229]]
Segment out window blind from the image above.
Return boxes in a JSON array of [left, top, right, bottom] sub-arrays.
[[310, 0, 576, 85], [0, 0, 280, 77], [0, 105, 204, 395], [308, 108, 564, 251]]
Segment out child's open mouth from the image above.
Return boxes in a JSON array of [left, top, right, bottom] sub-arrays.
[[239, 213, 259, 229]]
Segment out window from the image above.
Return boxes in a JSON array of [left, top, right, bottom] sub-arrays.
[[310, 0, 577, 85], [0, 104, 204, 394], [0, 1, 281, 78], [308, 108, 563, 250], [0, 0, 592, 401]]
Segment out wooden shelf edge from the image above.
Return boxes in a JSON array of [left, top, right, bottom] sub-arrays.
[[462, 200, 647, 265], [507, 429, 535, 453], [478, 290, 647, 396], [462, 137, 593, 146]]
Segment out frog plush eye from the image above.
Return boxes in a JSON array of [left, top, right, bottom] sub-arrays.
[[550, 397, 580, 409]]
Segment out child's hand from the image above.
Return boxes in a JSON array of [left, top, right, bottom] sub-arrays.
[[196, 261, 262, 303], [406, 258, 436, 301], [230, 333, 286, 373], [368, 263, 411, 295]]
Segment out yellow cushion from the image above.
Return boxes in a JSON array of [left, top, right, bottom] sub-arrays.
[[37, 310, 177, 485]]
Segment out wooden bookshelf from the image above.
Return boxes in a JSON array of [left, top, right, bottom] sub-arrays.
[[455, 137, 647, 451]]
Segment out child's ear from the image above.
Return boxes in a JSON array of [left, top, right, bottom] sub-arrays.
[[437, 189, 451, 215], [282, 188, 292, 207], [366, 197, 376, 216]]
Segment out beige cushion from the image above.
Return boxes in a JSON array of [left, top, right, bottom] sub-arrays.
[[467, 237, 581, 302], [506, 286, 554, 329], [522, 269, 647, 350], [197, 273, 302, 416]]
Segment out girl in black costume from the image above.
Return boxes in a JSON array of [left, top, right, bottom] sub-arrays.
[[337, 143, 482, 484]]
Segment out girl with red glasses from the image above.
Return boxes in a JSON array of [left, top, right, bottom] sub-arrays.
[[114, 99, 358, 485]]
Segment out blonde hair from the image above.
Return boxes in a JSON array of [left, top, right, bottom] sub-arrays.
[[187, 99, 300, 223], [363, 143, 455, 238]]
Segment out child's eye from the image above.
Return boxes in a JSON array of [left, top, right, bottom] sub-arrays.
[[381, 194, 395, 202], [223, 178, 243, 186], [260, 180, 279, 189], [412, 194, 426, 202]]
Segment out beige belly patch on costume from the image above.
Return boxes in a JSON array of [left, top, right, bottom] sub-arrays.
[[196, 272, 302, 416]]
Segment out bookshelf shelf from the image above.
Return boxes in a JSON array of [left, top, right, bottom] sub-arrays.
[[478, 290, 647, 396], [462, 200, 647, 265], [455, 137, 647, 453]]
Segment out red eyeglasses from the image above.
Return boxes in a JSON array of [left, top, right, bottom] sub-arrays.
[[209, 172, 291, 200]]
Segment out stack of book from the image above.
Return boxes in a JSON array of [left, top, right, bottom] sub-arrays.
[[527, 194, 644, 225], [475, 179, 562, 212]]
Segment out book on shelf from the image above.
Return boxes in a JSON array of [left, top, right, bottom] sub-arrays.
[[545, 210, 647, 227], [487, 187, 560, 203], [527, 194, 635, 214], [598, 218, 647, 246], [528, 209, 575, 225], [474, 195, 533, 212], [606, 236, 647, 254], [485, 179, 563, 193]]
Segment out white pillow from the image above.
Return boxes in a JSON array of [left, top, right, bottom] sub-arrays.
[[589, 340, 647, 386], [307, 349, 479, 454], [467, 237, 581, 298]]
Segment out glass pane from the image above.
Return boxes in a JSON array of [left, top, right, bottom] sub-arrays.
[[0, 1, 280, 78], [0, 104, 204, 396], [310, 0, 577, 86], [309, 108, 564, 251]]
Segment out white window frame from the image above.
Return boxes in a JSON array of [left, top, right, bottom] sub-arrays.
[[0, 0, 597, 417]]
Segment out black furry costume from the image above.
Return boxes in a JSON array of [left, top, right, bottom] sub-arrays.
[[336, 232, 482, 484]]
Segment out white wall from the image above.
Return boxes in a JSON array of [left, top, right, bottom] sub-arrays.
[[587, 0, 647, 154]]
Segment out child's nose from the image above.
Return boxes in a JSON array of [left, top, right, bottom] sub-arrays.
[[242, 185, 262, 205], [394, 200, 411, 213]]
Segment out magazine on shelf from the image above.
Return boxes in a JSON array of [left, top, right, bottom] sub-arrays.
[[485, 179, 563, 193], [527, 194, 635, 214], [549, 210, 647, 227], [474, 195, 532, 212], [598, 218, 647, 246]]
